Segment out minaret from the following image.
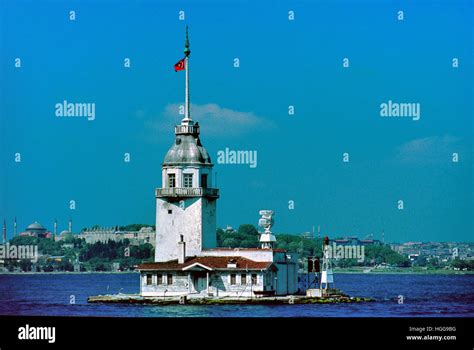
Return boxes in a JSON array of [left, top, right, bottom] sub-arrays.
[[154, 27, 219, 262], [68, 218, 72, 233], [2, 219, 6, 244], [54, 219, 58, 236], [14, 217, 17, 237]]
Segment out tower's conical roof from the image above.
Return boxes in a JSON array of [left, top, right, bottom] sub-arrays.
[[163, 127, 212, 166]]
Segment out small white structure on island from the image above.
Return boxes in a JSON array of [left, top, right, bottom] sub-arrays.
[[306, 235, 336, 298], [320, 235, 334, 291], [258, 210, 277, 249], [138, 28, 298, 298]]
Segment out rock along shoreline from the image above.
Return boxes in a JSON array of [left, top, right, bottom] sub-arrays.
[[87, 293, 374, 305]]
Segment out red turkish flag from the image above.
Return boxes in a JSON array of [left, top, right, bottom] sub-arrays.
[[174, 58, 185, 72]]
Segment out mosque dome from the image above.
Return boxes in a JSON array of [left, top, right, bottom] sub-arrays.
[[27, 222, 46, 231]]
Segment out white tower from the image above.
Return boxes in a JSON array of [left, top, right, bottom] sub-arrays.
[[258, 210, 276, 249], [68, 218, 72, 233], [155, 27, 219, 262], [14, 217, 17, 237], [320, 236, 334, 291]]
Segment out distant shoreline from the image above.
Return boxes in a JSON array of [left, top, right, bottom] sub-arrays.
[[1, 269, 473, 275], [333, 268, 474, 275], [0, 271, 139, 275]]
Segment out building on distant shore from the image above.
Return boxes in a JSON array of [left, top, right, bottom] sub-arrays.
[[391, 241, 473, 263], [19, 222, 52, 238], [224, 225, 237, 234], [333, 236, 382, 246], [77, 226, 155, 246]]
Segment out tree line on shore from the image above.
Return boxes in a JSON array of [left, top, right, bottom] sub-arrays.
[[217, 225, 411, 267], [3, 223, 469, 272]]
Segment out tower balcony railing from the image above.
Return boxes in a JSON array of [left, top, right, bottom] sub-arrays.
[[155, 187, 219, 199], [175, 124, 200, 135]]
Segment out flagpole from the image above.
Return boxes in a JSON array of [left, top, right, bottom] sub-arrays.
[[185, 56, 189, 120], [184, 26, 191, 123]]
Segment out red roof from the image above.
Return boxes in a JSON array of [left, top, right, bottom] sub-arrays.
[[138, 256, 275, 272]]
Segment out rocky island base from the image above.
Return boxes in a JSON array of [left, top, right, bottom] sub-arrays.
[[87, 293, 374, 305]]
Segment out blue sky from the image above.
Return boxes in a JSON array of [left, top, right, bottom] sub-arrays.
[[1, 0, 472, 242]]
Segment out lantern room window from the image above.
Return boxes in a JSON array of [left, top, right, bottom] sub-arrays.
[[183, 173, 193, 188], [168, 174, 176, 188]]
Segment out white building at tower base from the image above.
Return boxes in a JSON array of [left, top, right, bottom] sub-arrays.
[[139, 247, 298, 298]]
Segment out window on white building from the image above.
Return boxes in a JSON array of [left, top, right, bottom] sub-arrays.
[[157, 274, 163, 285], [230, 273, 236, 285], [183, 173, 193, 188], [241, 273, 247, 285], [146, 274, 152, 285], [167, 274, 173, 285], [168, 174, 176, 188], [251, 274, 257, 285]]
